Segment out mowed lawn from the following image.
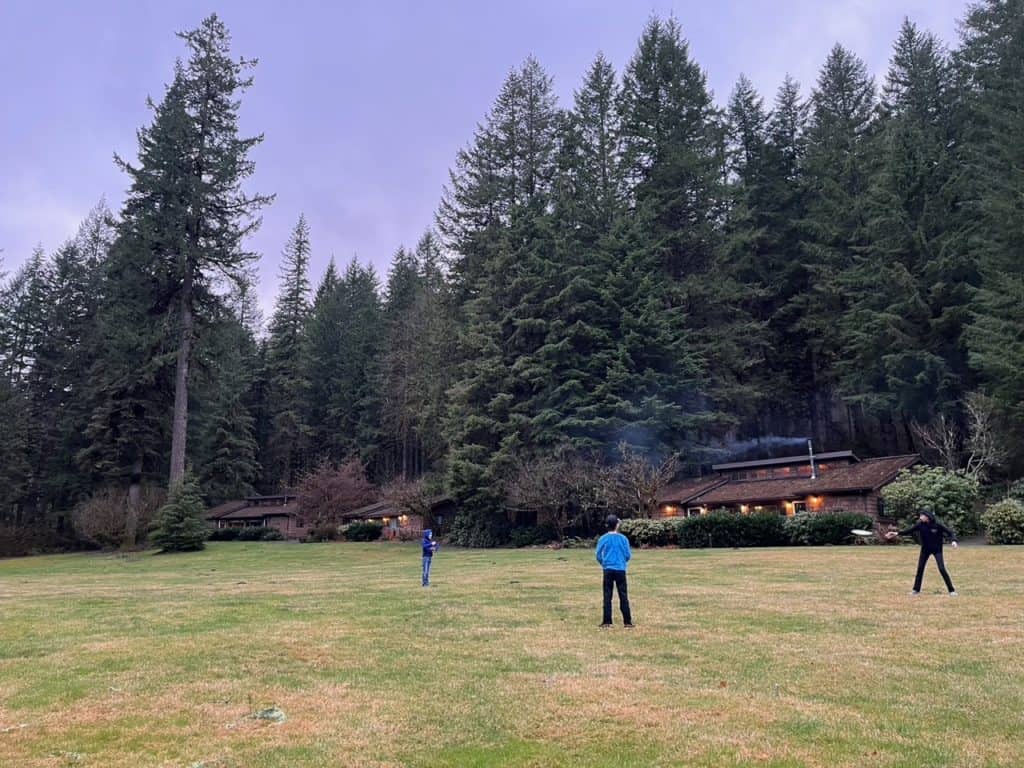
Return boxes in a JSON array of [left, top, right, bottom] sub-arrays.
[[1, 544, 1023, 768]]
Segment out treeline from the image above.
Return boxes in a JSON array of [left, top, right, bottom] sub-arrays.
[[1, 4, 1022, 547]]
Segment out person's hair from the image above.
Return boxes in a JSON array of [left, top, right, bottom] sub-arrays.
[[605, 514, 620, 532]]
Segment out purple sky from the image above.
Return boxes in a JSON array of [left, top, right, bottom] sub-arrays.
[[1, 0, 969, 320]]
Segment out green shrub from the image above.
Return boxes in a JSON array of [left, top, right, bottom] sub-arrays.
[[562, 536, 597, 549], [1007, 479, 1024, 504], [342, 520, 383, 542], [150, 475, 208, 553], [618, 518, 681, 547], [208, 528, 240, 541], [234, 528, 278, 544], [509, 525, 557, 548], [881, 466, 981, 535], [446, 513, 510, 547], [308, 525, 341, 542], [981, 499, 1024, 544], [784, 512, 874, 546], [677, 512, 786, 548]]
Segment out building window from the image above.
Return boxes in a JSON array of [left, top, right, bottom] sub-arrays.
[[792, 501, 808, 515], [686, 507, 704, 518]]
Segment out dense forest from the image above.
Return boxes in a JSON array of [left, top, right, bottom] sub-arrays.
[[1, 3, 1022, 548]]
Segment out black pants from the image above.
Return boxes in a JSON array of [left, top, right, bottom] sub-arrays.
[[602, 569, 632, 625], [914, 548, 955, 593]]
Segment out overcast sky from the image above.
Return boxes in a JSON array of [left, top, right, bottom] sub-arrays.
[[0, 0, 970, 318]]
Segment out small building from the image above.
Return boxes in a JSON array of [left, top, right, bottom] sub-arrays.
[[657, 451, 919, 520], [206, 494, 309, 540], [343, 500, 423, 539], [344, 497, 456, 539]]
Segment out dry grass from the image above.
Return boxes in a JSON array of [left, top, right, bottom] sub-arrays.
[[0, 543, 1022, 767]]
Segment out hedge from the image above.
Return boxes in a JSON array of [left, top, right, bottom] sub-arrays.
[[981, 499, 1024, 545], [616, 511, 876, 548]]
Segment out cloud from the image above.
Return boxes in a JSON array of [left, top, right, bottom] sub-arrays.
[[0, 176, 89, 264]]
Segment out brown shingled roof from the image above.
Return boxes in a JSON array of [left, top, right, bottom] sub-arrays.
[[690, 455, 920, 506], [658, 476, 729, 504], [215, 503, 299, 521], [206, 500, 247, 520]]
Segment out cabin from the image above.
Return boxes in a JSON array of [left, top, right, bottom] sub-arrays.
[[206, 493, 309, 540], [657, 451, 919, 520], [344, 497, 457, 539]]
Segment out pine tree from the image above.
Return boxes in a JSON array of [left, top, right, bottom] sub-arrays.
[[958, 0, 1024, 462], [302, 257, 342, 463], [615, 16, 744, 455], [796, 44, 877, 444], [263, 216, 313, 489], [838, 21, 967, 432], [150, 473, 208, 552], [116, 15, 271, 490], [440, 57, 560, 531]]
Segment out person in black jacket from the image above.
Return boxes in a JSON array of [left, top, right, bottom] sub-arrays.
[[885, 509, 959, 595]]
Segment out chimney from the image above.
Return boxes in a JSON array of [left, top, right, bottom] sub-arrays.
[[808, 439, 817, 480]]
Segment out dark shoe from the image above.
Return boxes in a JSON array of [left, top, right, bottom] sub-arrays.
[[599, 623, 612, 628], [624, 623, 636, 628]]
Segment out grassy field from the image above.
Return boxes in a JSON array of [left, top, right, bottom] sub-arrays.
[[1, 543, 1022, 768]]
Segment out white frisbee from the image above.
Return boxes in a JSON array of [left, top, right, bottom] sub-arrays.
[[851, 529, 874, 537]]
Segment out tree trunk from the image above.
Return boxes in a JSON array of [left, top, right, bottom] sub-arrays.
[[169, 273, 194, 489], [123, 455, 143, 549]]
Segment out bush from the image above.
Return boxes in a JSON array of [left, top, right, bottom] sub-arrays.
[[447, 512, 510, 548], [208, 527, 240, 541], [0, 525, 76, 558], [881, 466, 981, 535], [618, 518, 681, 547], [783, 512, 874, 546], [150, 476, 208, 553], [981, 499, 1024, 544], [342, 520, 383, 542], [74, 485, 165, 549], [234, 526, 284, 542], [562, 536, 597, 549], [308, 525, 341, 542], [509, 523, 559, 548], [1007, 479, 1024, 504], [677, 512, 787, 549]]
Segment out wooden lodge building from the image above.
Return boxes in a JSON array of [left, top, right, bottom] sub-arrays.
[[206, 493, 309, 540], [657, 451, 919, 520]]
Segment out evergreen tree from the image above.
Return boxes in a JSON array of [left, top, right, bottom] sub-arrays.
[[958, 0, 1024, 465], [263, 216, 313, 488], [440, 57, 560, 529], [302, 257, 342, 463], [796, 44, 877, 444], [116, 14, 271, 490], [838, 21, 968, 434], [150, 473, 208, 552], [615, 17, 748, 454]]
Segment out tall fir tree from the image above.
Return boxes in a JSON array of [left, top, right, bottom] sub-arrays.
[[838, 20, 968, 440], [263, 216, 313, 489], [116, 14, 271, 490], [796, 44, 877, 445], [958, 0, 1024, 469]]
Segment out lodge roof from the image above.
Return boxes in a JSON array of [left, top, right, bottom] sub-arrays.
[[659, 476, 729, 505], [206, 502, 299, 521], [711, 450, 857, 472], [683, 455, 920, 506]]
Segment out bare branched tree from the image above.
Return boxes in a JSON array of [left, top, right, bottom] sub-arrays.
[[911, 414, 961, 471], [503, 452, 607, 537], [963, 392, 1007, 481], [598, 442, 679, 519], [911, 392, 1008, 481]]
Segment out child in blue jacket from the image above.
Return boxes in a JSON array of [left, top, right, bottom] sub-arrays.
[[596, 515, 633, 627], [421, 529, 439, 587]]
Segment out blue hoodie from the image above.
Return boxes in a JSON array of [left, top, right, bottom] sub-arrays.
[[422, 530, 438, 558], [595, 531, 631, 572]]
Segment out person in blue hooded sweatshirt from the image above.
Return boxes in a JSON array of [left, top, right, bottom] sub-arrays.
[[421, 529, 439, 587], [596, 515, 633, 627]]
